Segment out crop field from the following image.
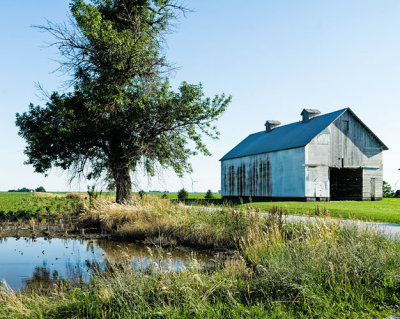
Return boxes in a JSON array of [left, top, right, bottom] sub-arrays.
[[0, 192, 81, 222]]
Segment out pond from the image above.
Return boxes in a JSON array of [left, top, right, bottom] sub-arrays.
[[0, 237, 213, 291]]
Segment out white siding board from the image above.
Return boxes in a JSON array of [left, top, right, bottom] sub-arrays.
[[221, 148, 305, 198]]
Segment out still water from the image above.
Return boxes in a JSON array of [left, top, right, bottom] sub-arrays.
[[0, 237, 212, 291]]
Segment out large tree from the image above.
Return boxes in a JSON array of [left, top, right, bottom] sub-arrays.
[[16, 0, 231, 203]]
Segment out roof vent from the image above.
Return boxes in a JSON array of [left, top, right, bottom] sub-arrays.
[[265, 120, 281, 132], [301, 108, 321, 122]]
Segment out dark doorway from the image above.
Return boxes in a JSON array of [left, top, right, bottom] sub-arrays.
[[329, 168, 363, 200]]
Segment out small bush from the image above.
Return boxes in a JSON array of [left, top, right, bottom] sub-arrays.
[[138, 190, 146, 199], [204, 189, 214, 199], [177, 188, 188, 200], [161, 193, 168, 199]]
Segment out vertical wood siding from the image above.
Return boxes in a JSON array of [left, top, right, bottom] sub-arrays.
[[221, 147, 305, 197], [306, 110, 383, 200]]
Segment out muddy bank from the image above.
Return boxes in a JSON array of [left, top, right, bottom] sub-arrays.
[[0, 221, 235, 256], [0, 221, 110, 239]]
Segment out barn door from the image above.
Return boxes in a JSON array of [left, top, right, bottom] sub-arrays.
[[370, 178, 376, 201], [329, 167, 363, 200]]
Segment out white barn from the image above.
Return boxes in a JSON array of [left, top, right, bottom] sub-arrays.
[[220, 108, 388, 201]]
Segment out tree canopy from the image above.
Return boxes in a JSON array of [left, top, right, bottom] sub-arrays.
[[16, 0, 231, 203]]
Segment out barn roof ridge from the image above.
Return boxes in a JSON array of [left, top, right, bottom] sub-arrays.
[[220, 108, 387, 161], [245, 108, 346, 137]]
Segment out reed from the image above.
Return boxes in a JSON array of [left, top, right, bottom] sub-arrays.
[[1, 208, 400, 318]]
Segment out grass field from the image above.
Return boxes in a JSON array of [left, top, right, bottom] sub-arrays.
[[159, 193, 400, 225], [1, 193, 400, 317], [244, 199, 400, 224], [0, 192, 399, 225], [2, 196, 400, 318]]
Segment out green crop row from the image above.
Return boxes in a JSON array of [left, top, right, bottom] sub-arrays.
[[0, 193, 81, 222]]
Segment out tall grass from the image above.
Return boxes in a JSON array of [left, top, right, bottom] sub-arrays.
[[2, 198, 400, 318], [81, 195, 260, 249]]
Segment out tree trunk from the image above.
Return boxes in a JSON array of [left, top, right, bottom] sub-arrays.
[[114, 166, 132, 204]]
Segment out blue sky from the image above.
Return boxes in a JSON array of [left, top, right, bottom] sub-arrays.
[[0, 0, 399, 192]]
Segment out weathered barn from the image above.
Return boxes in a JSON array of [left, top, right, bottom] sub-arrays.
[[220, 108, 388, 201]]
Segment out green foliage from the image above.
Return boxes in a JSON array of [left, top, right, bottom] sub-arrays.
[[177, 188, 188, 200], [138, 190, 146, 199], [87, 186, 102, 207], [8, 187, 33, 193], [16, 0, 231, 203], [35, 186, 46, 192], [383, 180, 394, 198], [204, 189, 214, 199], [161, 193, 168, 199]]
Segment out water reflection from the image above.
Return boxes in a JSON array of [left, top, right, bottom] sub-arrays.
[[0, 237, 211, 291]]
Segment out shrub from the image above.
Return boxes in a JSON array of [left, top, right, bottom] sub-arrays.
[[383, 181, 394, 198], [87, 186, 102, 207], [138, 190, 146, 199], [35, 186, 46, 193], [177, 188, 188, 201], [161, 193, 168, 199], [204, 189, 214, 199]]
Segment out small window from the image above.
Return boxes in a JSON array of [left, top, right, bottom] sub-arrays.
[[343, 120, 349, 133]]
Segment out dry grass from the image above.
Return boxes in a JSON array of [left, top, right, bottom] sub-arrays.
[[80, 195, 257, 249], [2, 216, 400, 318]]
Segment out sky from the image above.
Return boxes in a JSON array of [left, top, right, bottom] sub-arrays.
[[0, 0, 400, 192]]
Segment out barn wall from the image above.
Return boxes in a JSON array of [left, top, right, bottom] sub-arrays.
[[328, 111, 382, 168], [221, 147, 305, 198], [305, 127, 330, 198], [306, 110, 383, 200]]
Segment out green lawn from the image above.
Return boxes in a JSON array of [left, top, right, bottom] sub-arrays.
[[240, 199, 400, 224], [169, 195, 400, 225]]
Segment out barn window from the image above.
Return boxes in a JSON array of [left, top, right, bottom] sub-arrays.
[[343, 120, 349, 133]]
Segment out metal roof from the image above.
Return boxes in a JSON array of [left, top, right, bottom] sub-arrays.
[[220, 108, 388, 161]]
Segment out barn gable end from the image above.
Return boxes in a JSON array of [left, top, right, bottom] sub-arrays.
[[305, 109, 386, 200]]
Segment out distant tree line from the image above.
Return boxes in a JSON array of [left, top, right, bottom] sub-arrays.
[[8, 186, 46, 193]]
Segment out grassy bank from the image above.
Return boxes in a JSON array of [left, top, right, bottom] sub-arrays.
[[148, 193, 400, 225], [0, 193, 258, 250], [182, 197, 400, 225], [81, 195, 259, 250], [2, 192, 399, 225], [1, 206, 400, 318]]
